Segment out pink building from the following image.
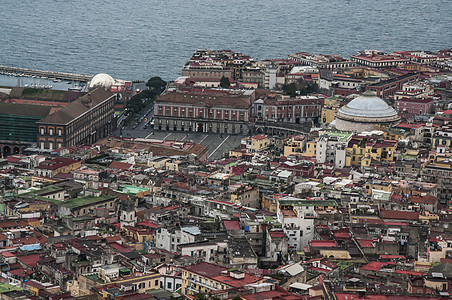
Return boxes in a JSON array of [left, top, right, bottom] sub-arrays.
[[395, 97, 435, 118]]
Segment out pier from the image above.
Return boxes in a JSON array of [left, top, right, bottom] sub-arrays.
[[0, 65, 93, 82]]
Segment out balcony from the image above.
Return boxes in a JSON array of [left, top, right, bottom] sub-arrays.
[[189, 279, 218, 291]]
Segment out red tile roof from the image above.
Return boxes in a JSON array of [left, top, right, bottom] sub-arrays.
[[310, 240, 337, 248], [35, 157, 79, 170], [380, 210, 419, 220], [108, 242, 134, 253], [333, 231, 351, 239], [1, 251, 15, 258], [109, 161, 133, 171], [182, 262, 261, 288], [395, 269, 426, 276], [269, 230, 286, 238], [358, 239, 375, 248], [18, 254, 42, 268], [252, 135, 267, 140], [360, 261, 395, 271], [137, 221, 158, 229], [224, 220, 240, 230], [410, 195, 438, 205], [9, 268, 33, 277]]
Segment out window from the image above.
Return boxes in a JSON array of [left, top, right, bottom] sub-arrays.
[[167, 282, 172, 289], [58, 129, 62, 136], [49, 128, 53, 135], [40, 127, 45, 135], [155, 280, 159, 286]]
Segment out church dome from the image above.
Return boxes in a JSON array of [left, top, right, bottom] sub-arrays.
[[89, 73, 115, 90], [338, 90, 398, 118], [335, 91, 400, 132]]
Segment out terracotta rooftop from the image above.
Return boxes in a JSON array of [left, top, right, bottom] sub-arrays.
[[224, 220, 240, 230], [35, 157, 79, 170], [380, 210, 419, 220], [38, 88, 114, 125], [156, 90, 251, 109]]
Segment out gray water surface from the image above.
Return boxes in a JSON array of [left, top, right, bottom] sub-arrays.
[[0, 0, 450, 80]]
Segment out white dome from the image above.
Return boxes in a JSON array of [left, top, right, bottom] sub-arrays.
[[335, 91, 400, 132], [89, 73, 115, 90], [337, 90, 398, 118]]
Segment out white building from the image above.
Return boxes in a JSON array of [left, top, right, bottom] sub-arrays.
[[178, 240, 228, 263], [276, 200, 316, 251], [155, 226, 201, 252], [264, 66, 277, 89], [157, 264, 183, 292], [316, 131, 351, 168]]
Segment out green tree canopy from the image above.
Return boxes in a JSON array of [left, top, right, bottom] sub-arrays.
[[282, 78, 318, 97], [126, 76, 167, 113], [146, 76, 167, 94], [220, 76, 231, 88]]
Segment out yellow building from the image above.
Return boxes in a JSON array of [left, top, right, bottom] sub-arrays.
[[165, 160, 182, 171], [249, 134, 271, 152], [242, 134, 271, 153], [343, 67, 390, 79], [346, 135, 397, 168], [283, 135, 306, 157], [122, 227, 154, 251], [34, 157, 81, 178], [303, 140, 317, 158], [229, 149, 244, 158], [181, 262, 262, 297], [98, 273, 161, 297], [384, 128, 407, 141], [230, 185, 259, 207], [364, 180, 393, 195], [262, 193, 289, 213], [321, 96, 342, 125], [419, 211, 439, 224], [147, 157, 170, 169]]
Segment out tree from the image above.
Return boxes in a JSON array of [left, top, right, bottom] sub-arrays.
[[283, 78, 318, 96], [282, 82, 297, 97], [127, 94, 145, 113], [220, 76, 231, 88], [127, 76, 167, 113], [146, 76, 167, 94]]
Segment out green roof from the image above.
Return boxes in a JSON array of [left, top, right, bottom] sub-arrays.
[[337, 261, 354, 269], [86, 274, 104, 283], [264, 216, 274, 222], [60, 195, 114, 209], [116, 185, 149, 195], [0, 283, 22, 293], [321, 129, 352, 142]]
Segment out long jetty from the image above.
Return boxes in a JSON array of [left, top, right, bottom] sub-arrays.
[[0, 65, 93, 82]]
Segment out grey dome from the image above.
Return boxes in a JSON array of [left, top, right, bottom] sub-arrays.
[[335, 90, 400, 132], [338, 90, 398, 118]]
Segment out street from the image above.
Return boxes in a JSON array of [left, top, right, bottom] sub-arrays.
[[112, 108, 243, 161]]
